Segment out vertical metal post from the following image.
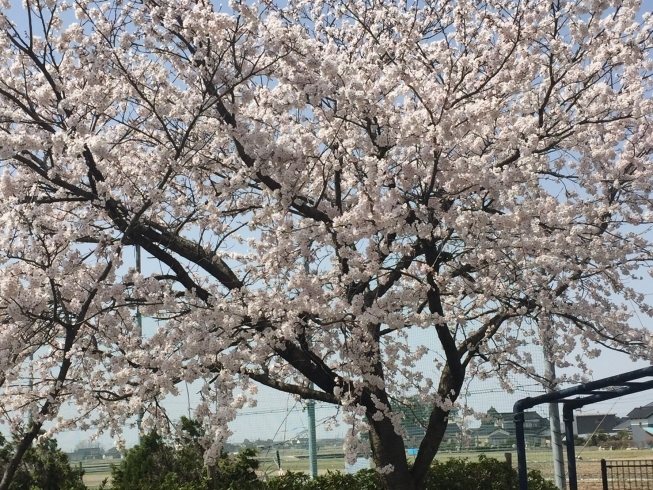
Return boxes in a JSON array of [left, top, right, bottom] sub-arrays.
[[563, 405, 578, 490], [305, 254, 318, 478], [135, 245, 143, 442], [548, 402, 567, 489], [307, 384, 318, 478], [514, 407, 528, 490], [544, 345, 567, 490], [600, 459, 608, 490], [27, 353, 33, 425]]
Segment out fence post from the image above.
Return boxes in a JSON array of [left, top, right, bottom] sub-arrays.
[[514, 407, 528, 490], [600, 460, 608, 490], [505, 452, 514, 489], [562, 405, 578, 490], [207, 464, 216, 490]]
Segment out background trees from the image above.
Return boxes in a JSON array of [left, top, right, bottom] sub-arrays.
[[1, 0, 653, 489]]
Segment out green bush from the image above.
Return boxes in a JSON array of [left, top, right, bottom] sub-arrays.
[[0, 433, 87, 490], [110, 430, 185, 490], [107, 423, 555, 490], [109, 417, 210, 490], [210, 448, 263, 490], [266, 470, 381, 490], [266, 456, 555, 490], [109, 418, 262, 490], [423, 455, 555, 490]]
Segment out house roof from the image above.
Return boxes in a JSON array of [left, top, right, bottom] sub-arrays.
[[471, 425, 502, 437], [499, 411, 544, 421], [627, 402, 653, 419], [487, 428, 510, 437], [575, 414, 619, 435], [613, 419, 631, 431], [74, 447, 103, 454], [444, 423, 462, 435]]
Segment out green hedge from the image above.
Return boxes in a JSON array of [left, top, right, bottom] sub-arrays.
[[106, 424, 556, 490], [265, 456, 557, 490]]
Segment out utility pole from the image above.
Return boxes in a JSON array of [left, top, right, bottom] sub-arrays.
[[307, 385, 318, 478], [544, 343, 567, 490], [135, 245, 143, 443]]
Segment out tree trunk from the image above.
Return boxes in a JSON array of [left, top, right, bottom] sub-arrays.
[[367, 409, 421, 490], [0, 422, 43, 490]]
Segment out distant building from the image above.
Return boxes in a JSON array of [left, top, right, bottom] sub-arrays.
[[627, 402, 653, 449], [469, 408, 549, 448], [470, 424, 511, 447], [68, 447, 104, 461], [498, 411, 548, 433], [395, 397, 464, 449], [612, 418, 631, 432], [104, 447, 122, 459], [573, 414, 622, 438]]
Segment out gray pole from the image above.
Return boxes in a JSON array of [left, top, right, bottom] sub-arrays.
[[135, 245, 143, 442], [302, 255, 318, 478], [544, 346, 567, 490], [27, 353, 33, 425], [307, 385, 318, 478]]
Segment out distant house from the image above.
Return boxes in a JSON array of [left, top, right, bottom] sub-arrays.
[[395, 397, 464, 449], [470, 408, 549, 448], [404, 421, 463, 449], [68, 447, 104, 461], [470, 424, 511, 447], [627, 402, 653, 448], [612, 418, 631, 432], [443, 423, 462, 442], [498, 411, 548, 433], [500, 410, 549, 447], [487, 429, 511, 447], [574, 414, 621, 438], [292, 437, 309, 449], [104, 447, 122, 459]]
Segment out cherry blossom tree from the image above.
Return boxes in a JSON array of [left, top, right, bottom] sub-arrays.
[[1, 0, 653, 488]]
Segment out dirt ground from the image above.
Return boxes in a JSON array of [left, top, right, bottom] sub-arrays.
[[525, 448, 653, 490]]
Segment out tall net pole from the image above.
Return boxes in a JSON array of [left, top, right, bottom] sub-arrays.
[[135, 245, 143, 442], [544, 343, 567, 490]]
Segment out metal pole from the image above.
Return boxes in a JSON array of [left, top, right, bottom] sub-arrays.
[[544, 346, 567, 490], [600, 459, 608, 490], [548, 401, 567, 490], [135, 245, 143, 442], [514, 406, 528, 490], [307, 384, 318, 478], [563, 405, 578, 490], [27, 353, 33, 425]]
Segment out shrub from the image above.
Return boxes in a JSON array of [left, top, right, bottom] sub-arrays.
[[423, 455, 553, 490], [0, 433, 87, 490], [109, 419, 262, 490], [210, 448, 263, 490], [266, 470, 381, 490], [110, 431, 184, 490], [266, 456, 554, 490]]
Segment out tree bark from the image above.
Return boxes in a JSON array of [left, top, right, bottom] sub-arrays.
[[0, 422, 43, 490], [365, 394, 419, 490]]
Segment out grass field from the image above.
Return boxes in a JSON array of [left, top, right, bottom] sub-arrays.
[[80, 446, 653, 489]]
